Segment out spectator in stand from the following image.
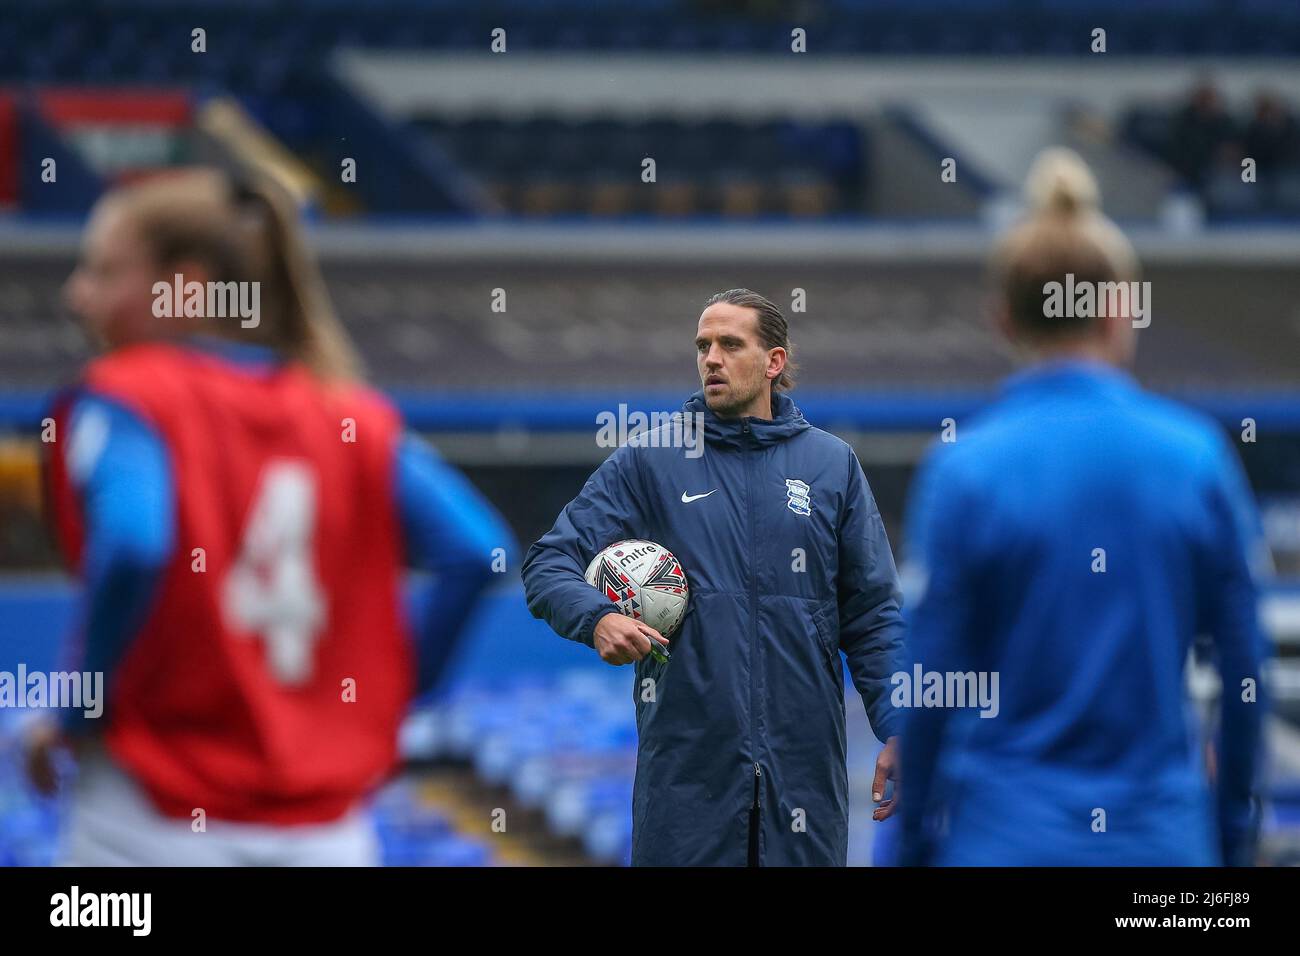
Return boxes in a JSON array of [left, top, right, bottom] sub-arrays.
[[1244, 91, 1300, 178], [1169, 81, 1240, 190]]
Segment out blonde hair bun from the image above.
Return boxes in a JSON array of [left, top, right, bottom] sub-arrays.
[[1024, 147, 1100, 218]]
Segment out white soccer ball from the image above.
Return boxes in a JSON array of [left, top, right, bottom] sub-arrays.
[[584, 539, 690, 638]]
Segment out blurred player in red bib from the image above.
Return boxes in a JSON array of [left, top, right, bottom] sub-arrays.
[[29, 170, 512, 865]]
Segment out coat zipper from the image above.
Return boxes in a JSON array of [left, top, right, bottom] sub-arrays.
[[744, 419, 761, 862]]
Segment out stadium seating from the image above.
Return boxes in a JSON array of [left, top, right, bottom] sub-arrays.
[[4, 1, 1300, 70], [414, 116, 865, 217], [6, 0, 1300, 221]]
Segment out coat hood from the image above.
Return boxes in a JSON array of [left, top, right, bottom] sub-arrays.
[[681, 389, 812, 450]]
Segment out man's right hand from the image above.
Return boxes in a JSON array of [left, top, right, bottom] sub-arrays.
[[593, 612, 669, 665]]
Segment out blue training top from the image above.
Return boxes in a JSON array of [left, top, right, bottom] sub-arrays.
[[899, 359, 1269, 866]]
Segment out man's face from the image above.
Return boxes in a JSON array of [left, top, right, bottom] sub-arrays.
[[695, 303, 778, 418]]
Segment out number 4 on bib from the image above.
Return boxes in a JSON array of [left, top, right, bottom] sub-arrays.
[[222, 460, 326, 685]]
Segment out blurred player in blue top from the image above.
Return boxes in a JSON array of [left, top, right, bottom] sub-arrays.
[[899, 149, 1269, 867]]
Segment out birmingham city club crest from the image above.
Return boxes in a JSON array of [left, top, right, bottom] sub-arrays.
[[785, 478, 812, 516]]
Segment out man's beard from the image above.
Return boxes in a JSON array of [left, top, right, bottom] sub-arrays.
[[705, 377, 763, 418]]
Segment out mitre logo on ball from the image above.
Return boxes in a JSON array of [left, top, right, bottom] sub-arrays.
[[584, 539, 690, 640]]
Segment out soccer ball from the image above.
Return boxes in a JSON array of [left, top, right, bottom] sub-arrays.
[[584, 539, 690, 638]]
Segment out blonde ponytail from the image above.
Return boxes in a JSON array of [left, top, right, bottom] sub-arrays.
[[232, 172, 363, 382], [106, 167, 363, 382]]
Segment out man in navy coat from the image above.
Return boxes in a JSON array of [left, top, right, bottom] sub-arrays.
[[522, 288, 905, 866]]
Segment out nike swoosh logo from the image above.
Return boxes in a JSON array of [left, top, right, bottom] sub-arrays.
[[681, 490, 717, 503]]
